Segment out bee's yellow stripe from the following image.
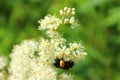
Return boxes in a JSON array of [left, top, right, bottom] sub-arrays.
[[60, 60, 65, 68]]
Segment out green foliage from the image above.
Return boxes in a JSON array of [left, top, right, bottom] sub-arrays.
[[0, 0, 120, 80]]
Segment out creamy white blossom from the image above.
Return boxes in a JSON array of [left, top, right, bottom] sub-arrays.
[[0, 56, 7, 69], [59, 72, 73, 80], [8, 40, 39, 80], [38, 14, 62, 31], [8, 7, 87, 80]]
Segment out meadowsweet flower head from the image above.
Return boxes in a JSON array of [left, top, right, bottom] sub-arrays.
[[9, 7, 87, 80]]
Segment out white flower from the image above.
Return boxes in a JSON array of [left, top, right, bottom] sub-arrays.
[[59, 72, 73, 80], [64, 18, 69, 24], [38, 14, 62, 31], [8, 7, 87, 80], [28, 58, 57, 80], [9, 40, 39, 80], [54, 42, 87, 62], [60, 10, 64, 16], [72, 8, 75, 11], [69, 17, 75, 24], [0, 56, 7, 69], [64, 7, 68, 12]]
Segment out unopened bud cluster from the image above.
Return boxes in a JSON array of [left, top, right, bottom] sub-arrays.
[[60, 7, 75, 16], [59, 7, 77, 26]]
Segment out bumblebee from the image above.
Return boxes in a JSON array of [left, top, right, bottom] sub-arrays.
[[53, 58, 74, 70]]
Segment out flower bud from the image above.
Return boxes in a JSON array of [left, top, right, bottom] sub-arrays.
[[64, 7, 68, 12], [69, 17, 75, 24], [71, 11, 75, 15], [60, 10, 64, 16], [64, 18, 69, 24], [66, 8, 71, 15], [72, 8, 75, 11]]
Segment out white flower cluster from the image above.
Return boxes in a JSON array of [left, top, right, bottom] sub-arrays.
[[38, 15, 62, 31], [55, 42, 87, 62], [8, 7, 87, 80]]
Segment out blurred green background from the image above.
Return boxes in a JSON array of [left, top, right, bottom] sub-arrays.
[[0, 0, 120, 80]]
